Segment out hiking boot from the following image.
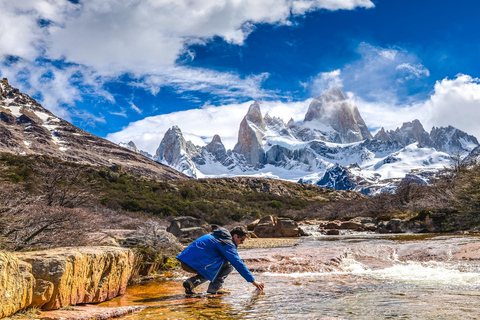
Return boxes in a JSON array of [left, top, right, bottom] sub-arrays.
[[207, 288, 231, 294], [183, 279, 196, 294]]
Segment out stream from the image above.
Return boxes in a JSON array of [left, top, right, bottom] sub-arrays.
[[99, 232, 480, 319]]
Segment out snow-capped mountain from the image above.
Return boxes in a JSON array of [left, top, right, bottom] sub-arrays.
[[0, 78, 185, 180], [122, 87, 479, 195]]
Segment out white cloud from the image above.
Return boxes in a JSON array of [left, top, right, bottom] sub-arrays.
[[424, 74, 480, 138], [1, 0, 375, 73], [0, 0, 375, 120], [0, 58, 114, 121], [356, 74, 480, 140], [309, 43, 431, 103], [396, 63, 430, 81], [107, 99, 312, 154], [130, 102, 142, 115], [135, 67, 273, 101], [310, 69, 343, 96]]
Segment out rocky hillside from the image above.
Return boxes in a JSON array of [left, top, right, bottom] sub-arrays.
[[0, 78, 186, 181], [0, 152, 365, 251]]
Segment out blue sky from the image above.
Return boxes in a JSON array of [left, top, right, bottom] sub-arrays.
[[2, 0, 480, 154]]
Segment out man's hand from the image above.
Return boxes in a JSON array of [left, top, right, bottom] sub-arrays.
[[251, 280, 265, 291]]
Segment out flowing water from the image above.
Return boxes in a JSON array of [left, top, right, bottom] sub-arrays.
[[100, 233, 480, 319]]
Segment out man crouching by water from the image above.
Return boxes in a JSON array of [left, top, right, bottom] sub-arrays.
[[177, 226, 265, 294]]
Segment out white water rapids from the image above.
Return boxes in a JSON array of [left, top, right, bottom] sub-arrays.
[[102, 233, 480, 319]]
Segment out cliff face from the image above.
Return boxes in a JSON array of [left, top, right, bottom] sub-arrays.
[[0, 251, 34, 318], [233, 102, 266, 167], [0, 246, 136, 316], [16, 246, 135, 310]]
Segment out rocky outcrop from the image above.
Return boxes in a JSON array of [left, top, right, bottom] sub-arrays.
[[429, 125, 479, 155], [167, 216, 211, 243], [0, 251, 34, 318], [37, 305, 145, 320], [15, 247, 135, 310], [119, 141, 139, 153], [253, 215, 304, 238], [377, 120, 431, 147], [233, 102, 266, 167], [302, 87, 372, 143], [154, 126, 200, 177], [204, 134, 233, 166]]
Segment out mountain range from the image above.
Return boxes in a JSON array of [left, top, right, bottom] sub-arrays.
[[2, 78, 478, 196], [123, 87, 479, 195]]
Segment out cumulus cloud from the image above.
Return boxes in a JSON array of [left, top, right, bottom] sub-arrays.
[[1, 0, 375, 72], [107, 99, 312, 154], [355, 74, 480, 140], [310, 69, 343, 96], [0, 0, 374, 120], [424, 74, 480, 138], [309, 43, 431, 103]]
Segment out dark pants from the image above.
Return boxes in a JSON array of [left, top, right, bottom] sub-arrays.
[[181, 261, 233, 293]]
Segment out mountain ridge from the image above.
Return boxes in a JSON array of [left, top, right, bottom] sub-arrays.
[[0, 78, 187, 181], [133, 87, 479, 195]]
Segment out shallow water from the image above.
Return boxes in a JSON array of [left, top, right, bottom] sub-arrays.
[[100, 233, 480, 319]]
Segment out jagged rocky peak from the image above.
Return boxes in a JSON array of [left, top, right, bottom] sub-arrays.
[[303, 87, 372, 143], [154, 125, 200, 177], [233, 101, 267, 167], [287, 118, 296, 128], [429, 125, 479, 155], [374, 127, 392, 142], [0, 78, 14, 97], [119, 141, 139, 153], [154, 125, 187, 163], [206, 134, 226, 154], [245, 101, 265, 129], [388, 119, 431, 147], [264, 112, 286, 127]]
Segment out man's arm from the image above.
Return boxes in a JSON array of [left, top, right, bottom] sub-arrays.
[[219, 244, 255, 282]]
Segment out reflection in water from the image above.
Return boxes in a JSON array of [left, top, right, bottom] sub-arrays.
[[100, 234, 480, 320]]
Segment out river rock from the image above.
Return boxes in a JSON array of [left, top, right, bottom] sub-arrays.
[[253, 215, 303, 238], [339, 221, 363, 230], [325, 229, 340, 235], [167, 216, 211, 242], [323, 221, 342, 229], [247, 219, 260, 231], [37, 305, 145, 320], [386, 219, 410, 233], [15, 246, 135, 310], [0, 251, 35, 318]]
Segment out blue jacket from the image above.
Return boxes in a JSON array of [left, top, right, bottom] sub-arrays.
[[177, 227, 255, 283]]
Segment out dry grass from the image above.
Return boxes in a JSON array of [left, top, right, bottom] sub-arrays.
[[239, 237, 300, 249]]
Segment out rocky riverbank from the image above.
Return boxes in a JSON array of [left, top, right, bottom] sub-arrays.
[[0, 247, 139, 319]]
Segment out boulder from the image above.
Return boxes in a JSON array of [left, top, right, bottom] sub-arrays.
[[15, 246, 135, 310], [386, 219, 409, 233], [324, 221, 342, 229], [325, 229, 340, 235], [247, 219, 260, 231], [0, 251, 35, 318], [167, 216, 211, 242], [253, 215, 303, 238], [339, 221, 363, 230]]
